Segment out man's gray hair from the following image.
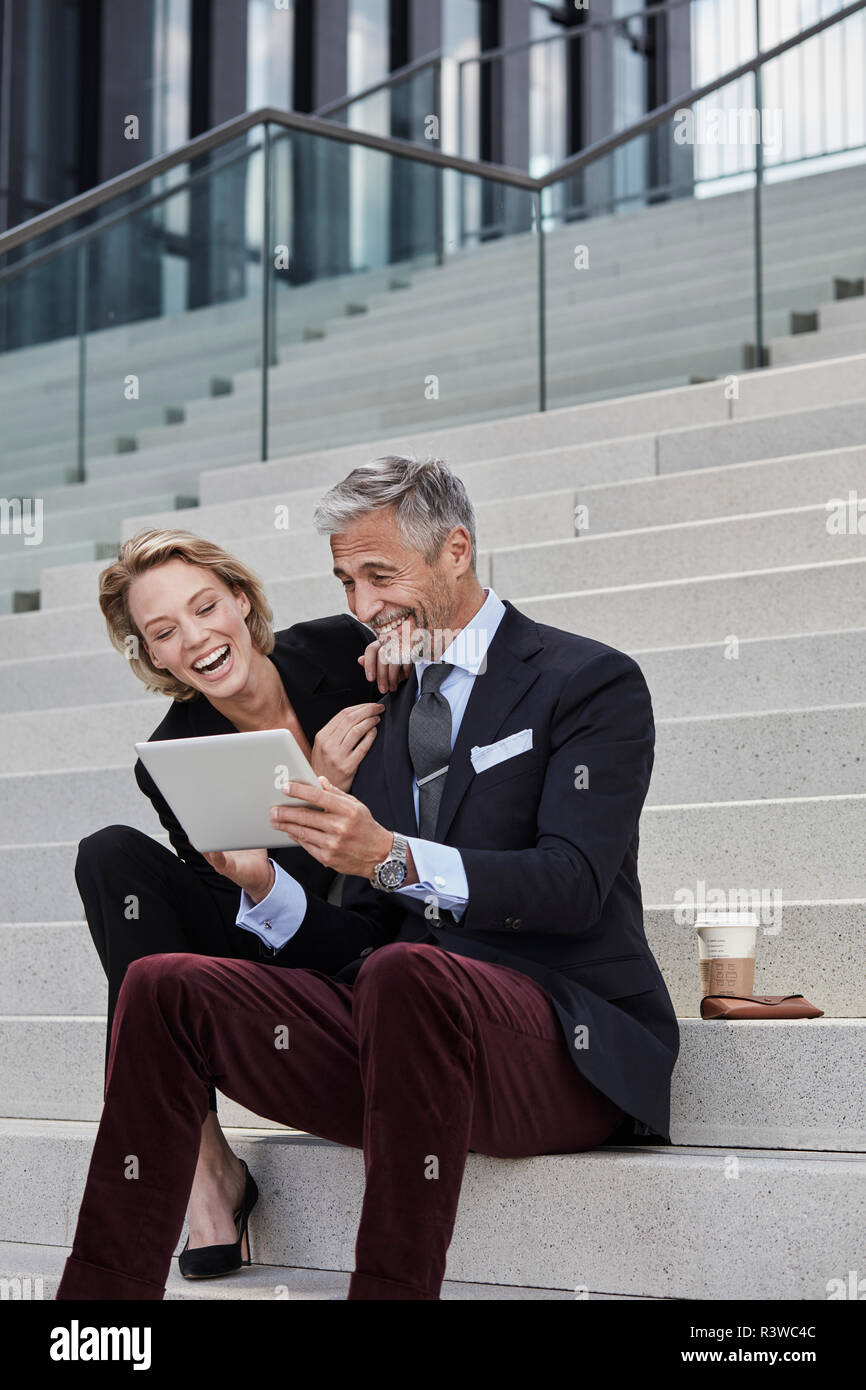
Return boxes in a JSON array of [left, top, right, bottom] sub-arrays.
[[313, 455, 477, 571]]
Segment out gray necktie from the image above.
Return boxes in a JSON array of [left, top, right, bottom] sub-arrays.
[[408, 661, 454, 839]]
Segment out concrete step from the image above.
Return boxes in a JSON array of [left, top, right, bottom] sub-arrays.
[[0, 1239, 600, 1300], [103, 487, 862, 598], [0, 698, 166, 772], [184, 279, 831, 403], [0, 1014, 860, 1151], [189, 357, 864, 507], [0, 398, 190, 453], [493, 504, 866, 597], [27, 463, 204, 515], [2, 792, 865, 907], [0, 492, 181, 556], [125, 445, 659, 543], [0, 540, 109, 597], [50, 434, 856, 608], [0, 767, 165, 842], [124, 336, 866, 465], [819, 292, 866, 330], [0, 840, 171, 921], [770, 320, 866, 366], [642, 899, 865, 1019], [0, 650, 172, 715], [2, 697, 863, 815], [5, 545, 864, 667], [0, 461, 82, 496], [657, 394, 866, 474], [0, 266, 403, 386], [37, 334, 856, 511], [3, 899, 861, 1020], [635, 628, 866, 718], [652, 703, 866, 803], [0, 1120, 861, 1298], [0, 623, 862, 722], [96, 379, 728, 492], [519, 557, 866, 649], [316, 237, 866, 331], [638, 793, 866, 902], [573, 444, 866, 534], [175, 306, 782, 419]]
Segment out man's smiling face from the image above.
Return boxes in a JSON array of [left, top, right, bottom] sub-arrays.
[[330, 507, 460, 664]]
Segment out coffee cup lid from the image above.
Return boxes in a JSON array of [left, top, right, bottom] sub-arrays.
[[694, 912, 759, 927]]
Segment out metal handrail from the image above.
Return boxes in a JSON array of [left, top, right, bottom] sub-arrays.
[[0, 108, 535, 265], [2, 0, 862, 268], [0, 138, 266, 286], [313, 50, 442, 119]]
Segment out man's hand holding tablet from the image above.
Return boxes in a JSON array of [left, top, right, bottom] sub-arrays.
[[203, 774, 419, 898], [269, 776, 418, 885]]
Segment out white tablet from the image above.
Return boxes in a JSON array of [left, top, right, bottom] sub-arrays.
[[135, 728, 322, 852]]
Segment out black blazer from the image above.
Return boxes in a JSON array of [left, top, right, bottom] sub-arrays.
[[262, 600, 680, 1144], [134, 613, 379, 912]]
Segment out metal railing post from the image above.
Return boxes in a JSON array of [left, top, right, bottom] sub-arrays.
[[536, 190, 546, 413], [457, 59, 466, 247], [753, 0, 765, 368], [75, 241, 87, 484], [434, 60, 444, 267], [260, 122, 272, 463]]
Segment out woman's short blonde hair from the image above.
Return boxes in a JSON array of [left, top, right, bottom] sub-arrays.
[[98, 529, 275, 702]]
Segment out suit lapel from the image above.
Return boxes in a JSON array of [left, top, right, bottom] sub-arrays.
[[382, 603, 545, 841], [434, 602, 543, 843]]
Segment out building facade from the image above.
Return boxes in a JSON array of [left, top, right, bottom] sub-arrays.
[[0, 0, 691, 234]]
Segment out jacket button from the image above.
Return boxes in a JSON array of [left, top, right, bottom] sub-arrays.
[[512, 918, 522, 930], [504, 916, 514, 928], [359, 946, 374, 957]]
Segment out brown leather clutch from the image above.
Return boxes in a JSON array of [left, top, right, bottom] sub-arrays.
[[700, 994, 824, 1019]]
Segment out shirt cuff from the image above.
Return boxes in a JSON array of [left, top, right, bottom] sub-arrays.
[[236, 859, 307, 954], [396, 838, 469, 923]]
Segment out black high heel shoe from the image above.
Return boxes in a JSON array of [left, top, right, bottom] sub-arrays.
[[178, 1159, 259, 1280]]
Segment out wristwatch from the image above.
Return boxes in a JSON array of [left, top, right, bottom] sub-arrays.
[[370, 832, 409, 891]]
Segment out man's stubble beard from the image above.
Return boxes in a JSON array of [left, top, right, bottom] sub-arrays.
[[377, 569, 458, 666]]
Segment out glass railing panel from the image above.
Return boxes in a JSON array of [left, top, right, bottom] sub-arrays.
[[0, 242, 82, 495], [542, 78, 758, 411], [80, 137, 267, 483], [323, 62, 439, 148], [758, 142, 866, 375], [267, 125, 540, 457], [0, 132, 259, 341]]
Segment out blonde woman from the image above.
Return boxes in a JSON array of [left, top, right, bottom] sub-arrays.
[[78, 528, 403, 1279]]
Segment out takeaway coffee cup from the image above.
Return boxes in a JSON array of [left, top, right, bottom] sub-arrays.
[[695, 911, 759, 998]]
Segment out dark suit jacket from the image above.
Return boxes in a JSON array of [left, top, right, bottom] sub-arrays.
[[266, 599, 680, 1144], [134, 614, 379, 935]]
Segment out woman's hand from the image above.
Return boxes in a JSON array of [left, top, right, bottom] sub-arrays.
[[202, 848, 275, 904], [359, 637, 413, 694], [310, 701, 385, 792]]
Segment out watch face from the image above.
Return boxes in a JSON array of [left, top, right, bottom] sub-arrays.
[[378, 859, 407, 890]]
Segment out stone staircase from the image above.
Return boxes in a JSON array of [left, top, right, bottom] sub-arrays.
[[2, 162, 865, 614], [1, 331, 865, 1296], [1, 153, 865, 1296]]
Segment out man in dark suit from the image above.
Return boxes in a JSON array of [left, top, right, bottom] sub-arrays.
[[56, 456, 678, 1302]]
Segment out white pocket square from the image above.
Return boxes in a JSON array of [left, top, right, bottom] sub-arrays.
[[470, 728, 533, 774]]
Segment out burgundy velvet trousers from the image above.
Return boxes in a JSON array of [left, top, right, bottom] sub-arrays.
[[56, 942, 624, 1301]]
